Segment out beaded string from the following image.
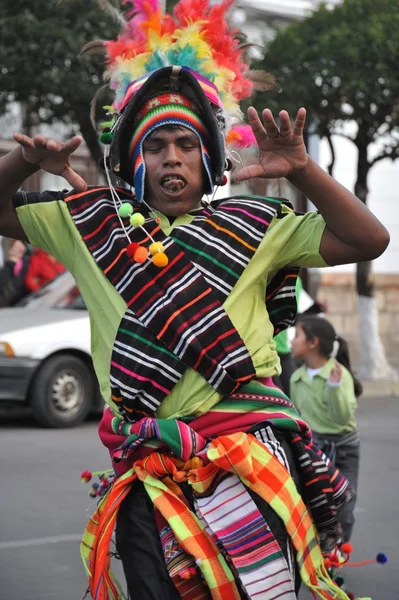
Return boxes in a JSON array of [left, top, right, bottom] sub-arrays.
[[103, 144, 169, 267]]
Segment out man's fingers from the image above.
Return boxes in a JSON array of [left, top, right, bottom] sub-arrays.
[[234, 163, 267, 183], [262, 109, 279, 138], [247, 106, 268, 144], [13, 132, 35, 148], [62, 165, 87, 191], [63, 136, 83, 155], [45, 138, 64, 153], [33, 135, 48, 147], [279, 111, 292, 137], [292, 108, 307, 137]]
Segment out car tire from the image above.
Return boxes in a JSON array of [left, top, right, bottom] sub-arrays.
[[29, 354, 94, 428]]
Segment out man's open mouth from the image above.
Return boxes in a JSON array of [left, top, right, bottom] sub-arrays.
[[160, 175, 187, 193]]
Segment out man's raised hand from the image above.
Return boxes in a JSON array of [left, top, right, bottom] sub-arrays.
[[234, 107, 310, 183], [13, 133, 87, 191]]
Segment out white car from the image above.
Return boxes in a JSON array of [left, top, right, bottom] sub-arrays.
[[0, 272, 103, 428]]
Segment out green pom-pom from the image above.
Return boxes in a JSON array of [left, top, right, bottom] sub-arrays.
[[100, 131, 113, 144], [130, 213, 145, 227], [335, 575, 345, 587], [118, 203, 133, 218]]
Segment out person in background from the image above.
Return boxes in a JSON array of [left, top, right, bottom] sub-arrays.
[[0, 239, 30, 307], [290, 316, 362, 542], [24, 247, 65, 292]]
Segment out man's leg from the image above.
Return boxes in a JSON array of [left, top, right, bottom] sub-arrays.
[[116, 479, 181, 600]]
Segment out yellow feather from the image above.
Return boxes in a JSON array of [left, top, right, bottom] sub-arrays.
[[148, 30, 174, 53], [174, 24, 212, 60], [127, 54, 151, 80]]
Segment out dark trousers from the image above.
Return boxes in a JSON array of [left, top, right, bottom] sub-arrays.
[[313, 434, 360, 542], [116, 433, 301, 599], [335, 443, 360, 542]]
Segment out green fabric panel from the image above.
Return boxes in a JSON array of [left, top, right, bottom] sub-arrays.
[[16, 196, 327, 419]]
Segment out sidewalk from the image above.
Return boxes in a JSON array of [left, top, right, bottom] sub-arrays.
[[361, 378, 399, 398]]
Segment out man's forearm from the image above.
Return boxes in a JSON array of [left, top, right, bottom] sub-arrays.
[[0, 146, 40, 210], [287, 157, 388, 257]]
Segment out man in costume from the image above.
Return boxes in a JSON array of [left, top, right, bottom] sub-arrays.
[[0, 1, 388, 598]]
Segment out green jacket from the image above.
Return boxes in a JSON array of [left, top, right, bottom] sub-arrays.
[[290, 358, 357, 435]]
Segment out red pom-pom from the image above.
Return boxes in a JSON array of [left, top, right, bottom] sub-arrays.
[[341, 543, 353, 555], [126, 242, 139, 258], [221, 174, 228, 186], [80, 470, 92, 483]]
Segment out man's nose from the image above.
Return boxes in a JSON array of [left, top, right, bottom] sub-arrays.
[[163, 143, 182, 165]]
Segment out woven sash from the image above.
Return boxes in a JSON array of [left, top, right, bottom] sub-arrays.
[[66, 189, 297, 419]]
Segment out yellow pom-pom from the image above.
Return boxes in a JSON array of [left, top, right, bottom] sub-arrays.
[[152, 252, 168, 268], [130, 213, 145, 227], [149, 242, 164, 255], [134, 246, 149, 263]]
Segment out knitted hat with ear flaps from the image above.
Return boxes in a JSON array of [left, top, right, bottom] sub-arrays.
[[88, 0, 277, 200], [109, 66, 226, 195]]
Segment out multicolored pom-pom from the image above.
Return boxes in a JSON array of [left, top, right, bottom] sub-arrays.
[[81, 470, 116, 498], [80, 470, 92, 483], [335, 575, 345, 587], [152, 252, 168, 267], [118, 203, 133, 218], [130, 213, 145, 227], [126, 242, 140, 258], [149, 241, 164, 255], [100, 131, 113, 144], [341, 543, 353, 554], [376, 552, 388, 564], [134, 246, 149, 263]]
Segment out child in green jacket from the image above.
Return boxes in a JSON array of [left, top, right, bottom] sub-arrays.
[[290, 316, 362, 542]]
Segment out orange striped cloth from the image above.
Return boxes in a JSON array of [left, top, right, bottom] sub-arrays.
[[81, 433, 351, 600]]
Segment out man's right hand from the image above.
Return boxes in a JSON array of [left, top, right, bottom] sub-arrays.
[[13, 133, 87, 191]]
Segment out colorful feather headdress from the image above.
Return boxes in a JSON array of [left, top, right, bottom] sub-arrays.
[[103, 0, 254, 117], [84, 0, 276, 151]]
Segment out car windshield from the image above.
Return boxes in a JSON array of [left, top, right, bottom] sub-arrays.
[[16, 272, 86, 310]]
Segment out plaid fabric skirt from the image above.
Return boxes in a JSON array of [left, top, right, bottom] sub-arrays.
[[115, 425, 301, 600]]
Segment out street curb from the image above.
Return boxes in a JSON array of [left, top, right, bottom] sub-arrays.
[[361, 379, 399, 398]]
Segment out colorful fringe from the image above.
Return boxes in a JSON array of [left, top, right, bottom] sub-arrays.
[[81, 431, 351, 600]]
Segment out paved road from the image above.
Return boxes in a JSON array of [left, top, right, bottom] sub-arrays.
[[1, 397, 398, 600]]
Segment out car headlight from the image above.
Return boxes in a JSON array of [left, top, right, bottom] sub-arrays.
[[0, 342, 15, 357]]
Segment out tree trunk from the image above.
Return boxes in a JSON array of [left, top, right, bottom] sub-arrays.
[[73, 102, 103, 168], [354, 142, 396, 380]]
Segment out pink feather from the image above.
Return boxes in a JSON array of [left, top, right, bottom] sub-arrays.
[[227, 125, 256, 149]]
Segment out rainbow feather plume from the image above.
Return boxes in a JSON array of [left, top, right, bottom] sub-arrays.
[[104, 0, 254, 116]]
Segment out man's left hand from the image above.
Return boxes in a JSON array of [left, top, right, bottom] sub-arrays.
[[234, 107, 310, 182]]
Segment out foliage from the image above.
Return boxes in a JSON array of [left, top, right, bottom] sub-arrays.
[[0, 0, 120, 163], [251, 0, 399, 175]]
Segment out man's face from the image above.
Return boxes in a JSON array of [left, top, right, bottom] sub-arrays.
[[142, 126, 205, 217]]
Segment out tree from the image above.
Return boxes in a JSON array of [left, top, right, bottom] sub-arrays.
[[0, 0, 120, 167], [252, 0, 399, 379]]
